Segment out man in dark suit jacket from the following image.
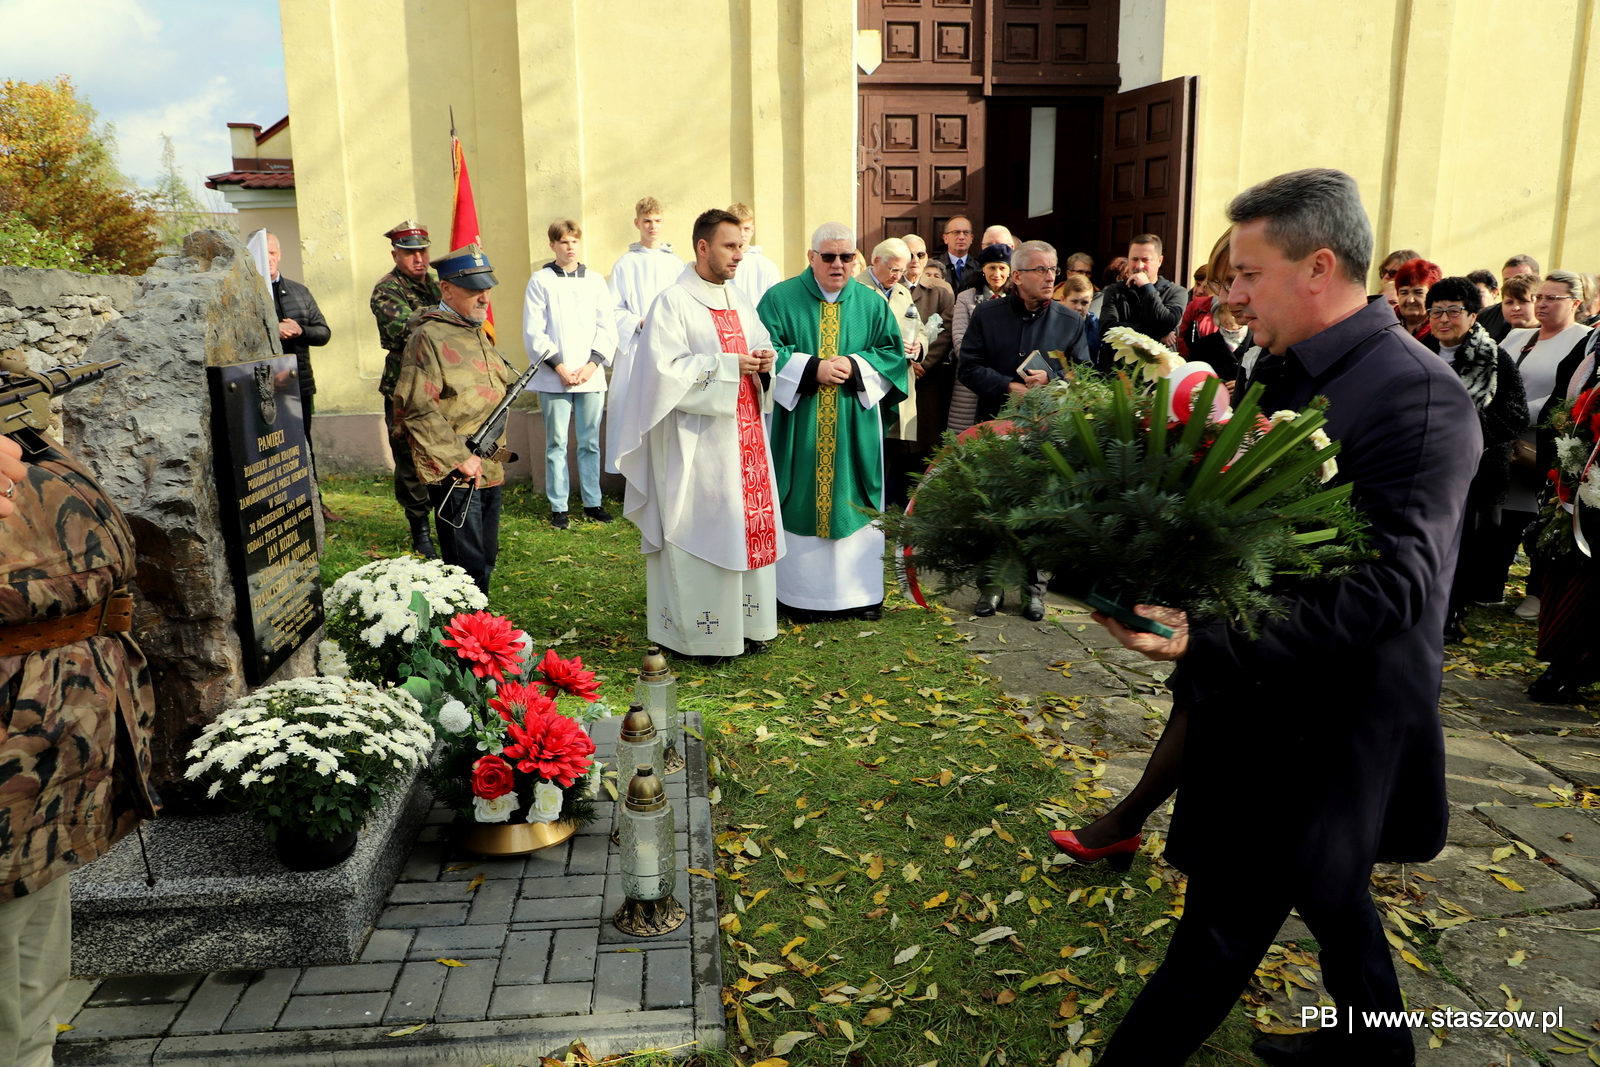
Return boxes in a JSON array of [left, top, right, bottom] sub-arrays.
[[904, 234, 957, 450], [1090, 170, 1480, 1067], [1095, 233, 1188, 368], [265, 231, 334, 517], [955, 241, 1091, 424], [932, 215, 975, 291]]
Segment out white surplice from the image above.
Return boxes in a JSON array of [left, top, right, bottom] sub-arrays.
[[615, 267, 786, 657], [605, 244, 686, 473]]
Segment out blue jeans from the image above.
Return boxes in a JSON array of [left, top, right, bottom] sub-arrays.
[[540, 391, 603, 511]]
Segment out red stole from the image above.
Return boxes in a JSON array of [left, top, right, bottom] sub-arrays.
[[708, 307, 779, 569]]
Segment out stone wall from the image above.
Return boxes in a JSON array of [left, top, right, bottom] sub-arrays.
[[60, 230, 321, 786], [0, 266, 143, 374]]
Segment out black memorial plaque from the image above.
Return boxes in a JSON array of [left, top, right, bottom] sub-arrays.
[[208, 355, 325, 685]]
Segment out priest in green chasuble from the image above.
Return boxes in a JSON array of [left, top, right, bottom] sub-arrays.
[[757, 222, 909, 620]]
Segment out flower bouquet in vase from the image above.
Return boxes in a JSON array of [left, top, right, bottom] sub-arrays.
[[185, 677, 435, 870], [886, 329, 1369, 636], [1541, 385, 1600, 556], [387, 592, 607, 855]]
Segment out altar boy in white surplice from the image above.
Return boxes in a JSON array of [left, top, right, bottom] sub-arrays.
[[614, 209, 785, 663]]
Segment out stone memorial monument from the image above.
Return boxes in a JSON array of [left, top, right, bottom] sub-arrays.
[[61, 229, 322, 782]]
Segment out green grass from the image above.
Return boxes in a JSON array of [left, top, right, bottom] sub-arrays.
[[319, 475, 1277, 1067]]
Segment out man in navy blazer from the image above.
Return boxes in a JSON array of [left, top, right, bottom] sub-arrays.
[[955, 241, 1092, 424], [1092, 170, 1481, 1067]]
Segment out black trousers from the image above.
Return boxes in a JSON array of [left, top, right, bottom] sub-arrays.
[[427, 483, 502, 596], [384, 397, 432, 524], [1097, 873, 1409, 1065]]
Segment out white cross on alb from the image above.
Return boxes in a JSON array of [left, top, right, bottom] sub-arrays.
[[696, 612, 720, 634], [694, 369, 717, 391], [743, 595, 758, 617]]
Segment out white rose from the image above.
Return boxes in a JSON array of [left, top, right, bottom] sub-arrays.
[[528, 781, 564, 824], [438, 700, 472, 733], [473, 793, 516, 823]]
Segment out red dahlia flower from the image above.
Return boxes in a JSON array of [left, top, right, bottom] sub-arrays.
[[500, 705, 596, 787], [489, 680, 559, 724], [470, 755, 516, 799], [534, 648, 601, 702], [441, 611, 526, 682]]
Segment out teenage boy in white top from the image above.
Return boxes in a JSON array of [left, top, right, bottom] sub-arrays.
[[726, 202, 781, 306], [523, 219, 619, 528], [606, 196, 686, 473]]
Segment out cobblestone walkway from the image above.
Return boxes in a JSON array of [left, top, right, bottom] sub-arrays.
[[955, 591, 1600, 1067], [55, 715, 723, 1066]]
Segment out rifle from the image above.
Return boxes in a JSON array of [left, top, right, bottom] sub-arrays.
[[1, 354, 122, 454], [435, 352, 547, 528]]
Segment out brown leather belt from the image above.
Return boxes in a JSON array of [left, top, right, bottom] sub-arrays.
[[0, 592, 134, 656]]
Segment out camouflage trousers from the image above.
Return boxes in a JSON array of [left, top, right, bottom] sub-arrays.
[[0, 873, 70, 1067], [383, 397, 432, 525]]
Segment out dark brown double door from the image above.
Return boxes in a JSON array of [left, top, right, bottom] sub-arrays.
[[859, 5, 1197, 282]]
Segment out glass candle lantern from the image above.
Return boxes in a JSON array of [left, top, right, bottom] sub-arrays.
[[615, 705, 665, 783], [635, 646, 683, 774], [612, 763, 686, 935]]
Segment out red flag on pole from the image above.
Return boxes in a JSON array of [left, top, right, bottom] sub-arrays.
[[449, 115, 496, 343]]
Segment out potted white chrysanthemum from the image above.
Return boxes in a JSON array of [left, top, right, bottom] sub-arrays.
[[322, 557, 487, 685], [185, 676, 436, 870]]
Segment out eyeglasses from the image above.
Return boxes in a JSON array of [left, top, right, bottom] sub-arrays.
[[1426, 307, 1469, 319], [1014, 266, 1062, 277], [814, 251, 854, 263], [944, 229, 973, 237], [1535, 294, 1577, 303]]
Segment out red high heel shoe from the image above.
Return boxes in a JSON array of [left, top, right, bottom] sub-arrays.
[[1048, 830, 1142, 871]]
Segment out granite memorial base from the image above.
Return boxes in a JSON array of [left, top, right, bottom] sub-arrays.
[[71, 767, 431, 976]]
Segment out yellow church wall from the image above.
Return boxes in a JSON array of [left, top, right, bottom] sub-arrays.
[[1164, 0, 1599, 284], [280, 0, 855, 417]]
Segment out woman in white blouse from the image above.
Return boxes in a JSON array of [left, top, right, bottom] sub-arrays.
[[1499, 270, 1593, 628]]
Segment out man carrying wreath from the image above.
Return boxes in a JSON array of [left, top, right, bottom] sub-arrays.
[[1090, 169, 1480, 1067]]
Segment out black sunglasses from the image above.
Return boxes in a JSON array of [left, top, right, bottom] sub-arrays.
[[815, 251, 855, 263]]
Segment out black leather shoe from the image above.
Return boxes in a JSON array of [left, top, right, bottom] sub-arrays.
[[408, 515, 438, 559], [974, 591, 1003, 617], [584, 506, 614, 523], [858, 605, 882, 621], [1251, 1030, 1414, 1066], [1023, 595, 1045, 621], [550, 511, 570, 529], [1527, 669, 1585, 703], [744, 639, 769, 656]]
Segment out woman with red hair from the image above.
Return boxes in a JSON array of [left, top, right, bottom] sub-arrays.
[[1393, 258, 1443, 340]]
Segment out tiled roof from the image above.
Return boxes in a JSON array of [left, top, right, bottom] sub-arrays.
[[205, 170, 295, 190]]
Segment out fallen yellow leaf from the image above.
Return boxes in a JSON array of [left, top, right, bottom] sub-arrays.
[[772, 1030, 814, 1055], [864, 1006, 893, 1025], [467, 873, 486, 892], [923, 890, 950, 909], [781, 935, 808, 956], [866, 855, 885, 880], [385, 1023, 427, 1036], [435, 958, 468, 967]]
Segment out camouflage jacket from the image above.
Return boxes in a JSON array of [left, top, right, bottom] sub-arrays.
[[371, 266, 442, 397], [0, 436, 158, 902], [394, 306, 516, 487]]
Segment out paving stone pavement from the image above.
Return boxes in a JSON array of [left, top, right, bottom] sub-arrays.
[[948, 589, 1600, 1066], [54, 714, 723, 1066]]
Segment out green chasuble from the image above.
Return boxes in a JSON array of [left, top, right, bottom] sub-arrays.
[[757, 271, 909, 539]]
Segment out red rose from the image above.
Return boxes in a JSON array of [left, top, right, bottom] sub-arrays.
[[534, 648, 601, 703], [470, 755, 515, 799], [441, 611, 526, 683]]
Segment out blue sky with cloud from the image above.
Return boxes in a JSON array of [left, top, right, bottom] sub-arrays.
[[0, 0, 286, 198]]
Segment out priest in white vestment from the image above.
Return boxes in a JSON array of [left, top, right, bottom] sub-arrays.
[[615, 209, 784, 661]]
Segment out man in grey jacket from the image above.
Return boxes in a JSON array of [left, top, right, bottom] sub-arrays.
[[1094, 232, 1187, 369]]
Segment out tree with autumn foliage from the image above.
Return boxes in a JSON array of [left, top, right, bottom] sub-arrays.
[[0, 75, 159, 274]]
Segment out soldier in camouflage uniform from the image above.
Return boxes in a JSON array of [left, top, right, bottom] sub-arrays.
[[0, 432, 158, 1066], [394, 244, 516, 596], [371, 220, 443, 558]]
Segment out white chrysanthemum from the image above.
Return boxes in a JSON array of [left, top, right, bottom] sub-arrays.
[[336, 769, 358, 786], [317, 640, 350, 678], [438, 700, 472, 734], [1557, 435, 1589, 477], [1579, 466, 1600, 509], [528, 781, 565, 823], [207, 780, 223, 798], [473, 793, 517, 823]]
